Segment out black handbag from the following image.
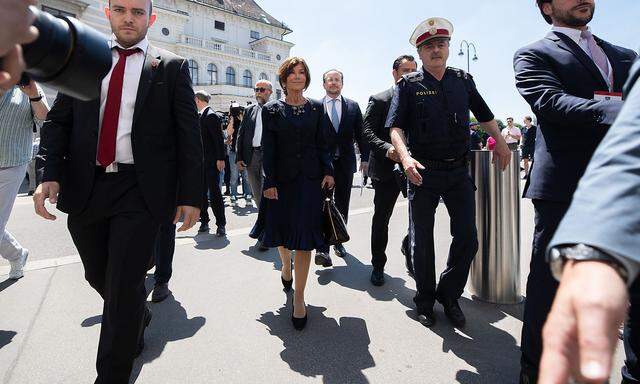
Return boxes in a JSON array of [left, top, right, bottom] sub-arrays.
[[322, 188, 350, 245]]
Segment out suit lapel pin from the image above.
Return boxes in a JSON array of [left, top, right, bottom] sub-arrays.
[[151, 58, 160, 69]]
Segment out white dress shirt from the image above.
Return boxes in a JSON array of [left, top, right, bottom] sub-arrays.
[[98, 36, 149, 166], [323, 95, 343, 128], [551, 26, 613, 89], [252, 105, 263, 147]]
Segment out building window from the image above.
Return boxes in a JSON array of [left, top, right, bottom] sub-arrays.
[[162, 27, 170, 36], [259, 73, 269, 81], [250, 30, 260, 40], [225, 67, 236, 85], [276, 89, 282, 100], [188, 59, 199, 85], [276, 54, 282, 61], [42, 5, 75, 17], [243, 70, 253, 88], [215, 21, 225, 31], [207, 63, 218, 85]]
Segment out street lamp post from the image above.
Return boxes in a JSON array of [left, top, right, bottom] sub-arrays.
[[458, 40, 478, 73]]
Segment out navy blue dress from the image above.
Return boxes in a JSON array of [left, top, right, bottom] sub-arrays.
[[258, 99, 333, 251]]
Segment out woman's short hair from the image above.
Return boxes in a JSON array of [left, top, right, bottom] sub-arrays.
[[277, 57, 311, 95]]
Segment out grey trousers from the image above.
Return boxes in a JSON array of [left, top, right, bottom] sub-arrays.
[[0, 163, 28, 262], [246, 149, 263, 209]]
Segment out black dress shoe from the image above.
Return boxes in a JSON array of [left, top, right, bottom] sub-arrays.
[[334, 244, 347, 258], [440, 298, 466, 328], [370, 269, 385, 286], [198, 223, 210, 233], [216, 226, 226, 237], [314, 252, 332, 267], [416, 307, 436, 327], [291, 304, 307, 331], [136, 307, 152, 357], [151, 283, 171, 303], [281, 275, 293, 292]]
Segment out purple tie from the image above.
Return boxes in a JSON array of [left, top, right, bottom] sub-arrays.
[[581, 30, 612, 87]]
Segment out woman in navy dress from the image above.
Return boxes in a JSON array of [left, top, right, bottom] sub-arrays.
[[261, 57, 334, 330]]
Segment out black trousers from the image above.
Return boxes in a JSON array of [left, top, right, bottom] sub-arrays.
[[408, 167, 477, 309], [623, 280, 640, 383], [371, 178, 405, 270], [200, 164, 226, 227], [520, 199, 567, 380], [317, 165, 353, 253], [153, 222, 176, 285], [67, 171, 159, 384]]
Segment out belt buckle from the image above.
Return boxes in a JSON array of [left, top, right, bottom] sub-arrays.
[[105, 163, 118, 173]]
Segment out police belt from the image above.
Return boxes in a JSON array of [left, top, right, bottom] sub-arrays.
[[419, 155, 469, 171]]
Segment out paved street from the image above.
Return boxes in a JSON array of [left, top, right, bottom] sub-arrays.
[[0, 176, 626, 383]]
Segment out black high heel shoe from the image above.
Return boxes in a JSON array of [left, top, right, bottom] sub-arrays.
[[281, 275, 293, 292], [291, 303, 307, 331]]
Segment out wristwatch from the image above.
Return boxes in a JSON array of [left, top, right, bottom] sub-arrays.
[[29, 93, 44, 102], [549, 244, 629, 283]]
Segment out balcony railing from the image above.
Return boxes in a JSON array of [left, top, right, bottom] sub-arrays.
[[179, 34, 272, 62]]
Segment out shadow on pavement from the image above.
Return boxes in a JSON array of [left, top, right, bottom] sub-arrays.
[[191, 234, 231, 250], [129, 294, 206, 383], [230, 202, 258, 217], [258, 297, 375, 384], [81, 315, 102, 328], [240, 244, 282, 271], [315, 254, 415, 310], [0, 278, 18, 293], [0, 330, 17, 350], [428, 297, 522, 383]]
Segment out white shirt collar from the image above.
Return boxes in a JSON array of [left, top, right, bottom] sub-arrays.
[[199, 106, 209, 115], [109, 34, 149, 54], [325, 95, 342, 104], [550, 26, 591, 45]]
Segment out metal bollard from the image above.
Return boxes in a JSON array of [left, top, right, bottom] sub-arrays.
[[468, 149, 522, 304]]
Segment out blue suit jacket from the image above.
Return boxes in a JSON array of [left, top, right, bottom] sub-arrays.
[[549, 58, 640, 281], [324, 96, 369, 175], [514, 31, 636, 202]]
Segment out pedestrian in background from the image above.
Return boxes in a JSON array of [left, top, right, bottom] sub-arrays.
[[0, 80, 48, 279]]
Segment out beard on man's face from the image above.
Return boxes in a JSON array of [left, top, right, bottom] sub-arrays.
[[552, 3, 595, 27]]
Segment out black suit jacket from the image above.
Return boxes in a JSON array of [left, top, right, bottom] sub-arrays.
[[236, 103, 260, 166], [200, 106, 225, 165], [261, 99, 333, 189], [362, 87, 395, 182], [514, 31, 636, 202], [40, 45, 203, 222], [324, 96, 369, 175]]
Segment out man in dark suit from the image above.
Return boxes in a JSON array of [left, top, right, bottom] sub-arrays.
[[195, 90, 226, 237], [236, 80, 272, 251], [363, 55, 416, 286], [236, 80, 272, 210], [513, 0, 636, 381], [542, 58, 640, 384], [33, 0, 202, 382], [315, 69, 369, 268]]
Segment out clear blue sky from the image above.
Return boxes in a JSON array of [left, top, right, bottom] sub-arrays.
[[259, 0, 639, 121]]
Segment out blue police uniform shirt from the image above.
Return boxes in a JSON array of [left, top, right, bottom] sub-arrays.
[[385, 67, 494, 160]]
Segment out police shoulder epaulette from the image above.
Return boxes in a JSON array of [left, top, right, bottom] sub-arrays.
[[402, 71, 424, 83], [448, 67, 471, 80]]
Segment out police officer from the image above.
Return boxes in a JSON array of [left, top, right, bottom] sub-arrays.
[[387, 17, 511, 327]]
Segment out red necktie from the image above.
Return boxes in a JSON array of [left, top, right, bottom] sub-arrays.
[[97, 47, 140, 167]]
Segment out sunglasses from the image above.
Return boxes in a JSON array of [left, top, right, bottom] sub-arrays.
[[254, 87, 269, 93]]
